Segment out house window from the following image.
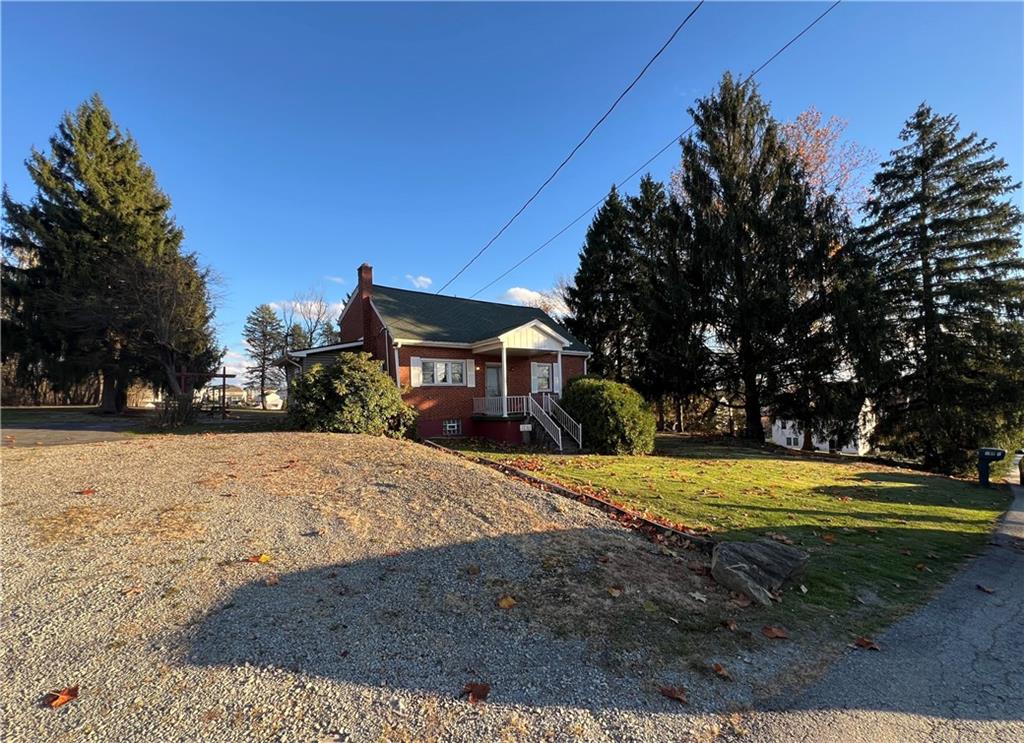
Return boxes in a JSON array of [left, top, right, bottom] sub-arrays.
[[443, 419, 462, 436], [422, 359, 466, 386], [533, 363, 553, 392]]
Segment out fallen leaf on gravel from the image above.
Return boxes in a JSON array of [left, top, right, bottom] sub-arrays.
[[607, 586, 623, 597], [318, 734, 348, 743], [219, 493, 237, 498], [496, 595, 517, 609], [462, 682, 490, 704], [43, 686, 78, 708], [689, 591, 708, 603], [761, 625, 789, 640], [74, 488, 97, 496], [246, 553, 272, 564], [712, 663, 731, 680], [723, 618, 738, 631], [119, 586, 143, 596], [853, 636, 881, 651], [976, 584, 995, 594], [264, 575, 280, 586], [659, 686, 688, 704]]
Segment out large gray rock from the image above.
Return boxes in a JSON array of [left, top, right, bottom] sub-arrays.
[[711, 538, 810, 606]]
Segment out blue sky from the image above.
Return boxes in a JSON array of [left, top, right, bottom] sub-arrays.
[[3, 2, 1022, 374]]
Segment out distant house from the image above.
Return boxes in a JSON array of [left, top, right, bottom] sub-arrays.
[[243, 387, 285, 409], [768, 401, 876, 456], [285, 263, 591, 448], [204, 383, 246, 406]]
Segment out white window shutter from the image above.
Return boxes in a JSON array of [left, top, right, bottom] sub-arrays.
[[553, 362, 562, 394], [410, 357, 422, 387], [465, 360, 475, 388], [530, 362, 539, 393]]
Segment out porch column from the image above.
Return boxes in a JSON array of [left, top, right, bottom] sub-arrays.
[[500, 342, 508, 417], [556, 350, 562, 395]]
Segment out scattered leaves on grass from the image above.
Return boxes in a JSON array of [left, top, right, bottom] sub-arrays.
[[245, 553, 272, 564], [761, 625, 790, 640], [976, 584, 995, 594], [659, 686, 688, 705], [119, 586, 143, 596], [821, 534, 836, 544], [43, 686, 78, 709], [853, 636, 881, 651], [712, 663, 731, 680], [496, 595, 517, 610], [723, 618, 738, 631], [731, 593, 752, 608], [914, 563, 931, 573], [74, 488, 97, 496], [765, 532, 794, 545], [462, 682, 490, 704], [606, 586, 623, 598]]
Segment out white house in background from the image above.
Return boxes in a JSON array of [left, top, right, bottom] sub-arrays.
[[769, 401, 876, 456], [242, 387, 285, 409]]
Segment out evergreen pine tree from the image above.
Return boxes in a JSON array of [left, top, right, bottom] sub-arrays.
[[243, 304, 285, 409], [566, 186, 636, 380], [2, 95, 218, 412], [676, 74, 810, 439], [859, 104, 1024, 471]]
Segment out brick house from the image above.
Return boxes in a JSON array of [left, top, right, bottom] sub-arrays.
[[288, 263, 591, 448]]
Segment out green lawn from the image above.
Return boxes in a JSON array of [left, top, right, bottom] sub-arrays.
[[447, 435, 1011, 633]]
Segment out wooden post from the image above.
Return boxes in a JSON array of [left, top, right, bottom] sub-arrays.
[[221, 366, 227, 420]]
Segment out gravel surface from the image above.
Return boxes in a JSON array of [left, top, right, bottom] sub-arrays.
[[3, 432, 824, 742]]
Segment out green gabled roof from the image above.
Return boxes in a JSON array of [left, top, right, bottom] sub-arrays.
[[371, 284, 589, 353]]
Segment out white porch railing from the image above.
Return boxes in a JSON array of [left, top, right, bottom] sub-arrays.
[[543, 395, 582, 448], [528, 396, 562, 451], [473, 395, 529, 417]]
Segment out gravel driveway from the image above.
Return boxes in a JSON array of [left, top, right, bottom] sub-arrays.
[[1, 432, 815, 742]]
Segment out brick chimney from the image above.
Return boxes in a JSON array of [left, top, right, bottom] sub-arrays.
[[358, 263, 373, 352]]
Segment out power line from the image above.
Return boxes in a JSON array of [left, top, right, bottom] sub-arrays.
[[470, 0, 843, 299], [434, 1, 706, 294]]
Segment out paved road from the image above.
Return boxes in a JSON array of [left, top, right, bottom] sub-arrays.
[[1, 411, 143, 448], [732, 481, 1024, 743]]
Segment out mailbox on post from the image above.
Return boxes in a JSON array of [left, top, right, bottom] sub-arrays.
[[977, 448, 1006, 486]]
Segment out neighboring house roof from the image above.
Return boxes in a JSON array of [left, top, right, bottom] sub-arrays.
[[370, 284, 589, 353]]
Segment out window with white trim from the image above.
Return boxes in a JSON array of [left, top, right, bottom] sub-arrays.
[[443, 419, 462, 435], [421, 359, 466, 386], [532, 363, 553, 392]]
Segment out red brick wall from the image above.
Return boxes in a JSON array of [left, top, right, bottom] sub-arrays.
[[396, 346, 588, 432]]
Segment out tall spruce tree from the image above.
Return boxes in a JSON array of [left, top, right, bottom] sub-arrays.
[[2, 94, 218, 412], [858, 104, 1024, 471], [243, 304, 285, 408], [566, 186, 636, 380], [676, 74, 810, 439]]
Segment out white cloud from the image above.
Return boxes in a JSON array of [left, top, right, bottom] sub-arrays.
[[406, 274, 433, 289], [503, 286, 569, 318], [218, 348, 250, 380], [324, 275, 346, 284]]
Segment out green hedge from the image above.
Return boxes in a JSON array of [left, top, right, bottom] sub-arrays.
[[287, 352, 416, 437], [561, 376, 655, 454]]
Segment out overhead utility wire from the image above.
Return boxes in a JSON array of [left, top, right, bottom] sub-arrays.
[[434, 1, 707, 294], [469, 0, 843, 299]]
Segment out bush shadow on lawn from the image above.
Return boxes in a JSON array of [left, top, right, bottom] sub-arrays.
[[184, 522, 1015, 720]]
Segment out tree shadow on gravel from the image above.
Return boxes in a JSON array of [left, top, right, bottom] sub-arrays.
[[185, 527, 751, 712], [184, 515, 1023, 720]]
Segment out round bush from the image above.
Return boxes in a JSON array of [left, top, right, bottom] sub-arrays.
[[561, 376, 655, 454], [287, 352, 416, 437]]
